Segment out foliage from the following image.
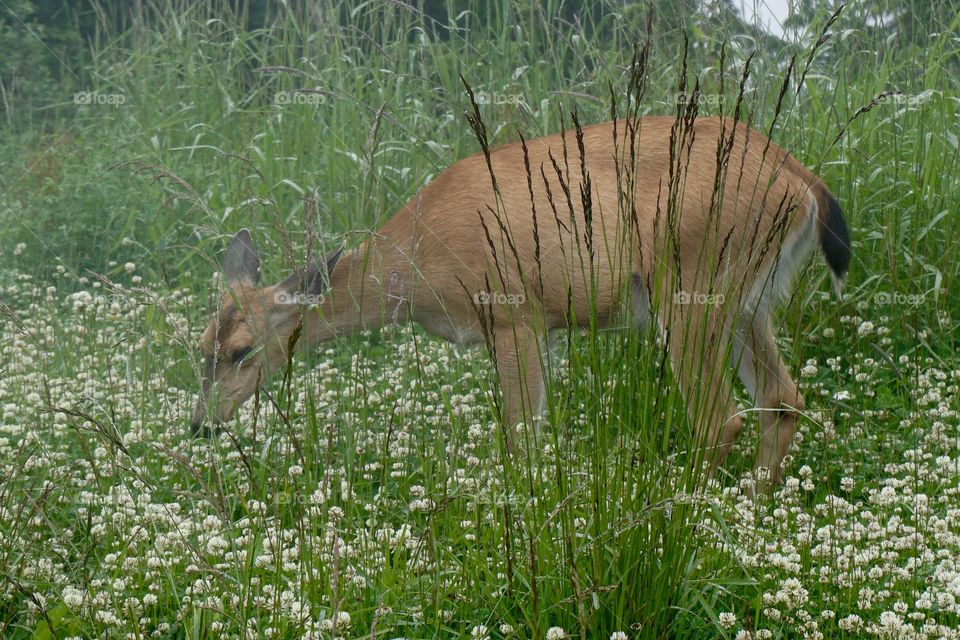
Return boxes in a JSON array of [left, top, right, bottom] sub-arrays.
[[0, 0, 958, 638]]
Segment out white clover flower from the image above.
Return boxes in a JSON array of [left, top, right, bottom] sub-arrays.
[[610, 632, 628, 640], [546, 627, 566, 640], [500, 624, 514, 636], [800, 363, 818, 378], [838, 614, 863, 632], [878, 610, 903, 633], [409, 498, 434, 512], [62, 585, 85, 608], [471, 624, 489, 639], [776, 577, 808, 610], [95, 609, 121, 625], [718, 612, 737, 628], [336, 611, 351, 628]]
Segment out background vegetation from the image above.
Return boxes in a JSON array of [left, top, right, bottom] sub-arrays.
[[1, 0, 959, 638]]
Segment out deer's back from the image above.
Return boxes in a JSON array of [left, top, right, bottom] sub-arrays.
[[379, 117, 818, 333]]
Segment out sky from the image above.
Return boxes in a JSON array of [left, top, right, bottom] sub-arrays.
[[738, 0, 794, 39]]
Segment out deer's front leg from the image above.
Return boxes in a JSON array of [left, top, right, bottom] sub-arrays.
[[493, 325, 545, 445]]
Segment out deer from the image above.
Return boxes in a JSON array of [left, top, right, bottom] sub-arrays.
[[190, 115, 850, 486]]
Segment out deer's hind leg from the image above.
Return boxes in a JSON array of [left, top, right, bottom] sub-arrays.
[[662, 300, 743, 475], [733, 311, 804, 486]]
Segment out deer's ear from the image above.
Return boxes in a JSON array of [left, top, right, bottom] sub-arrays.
[[279, 244, 345, 297], [222, 229, 261, 285]]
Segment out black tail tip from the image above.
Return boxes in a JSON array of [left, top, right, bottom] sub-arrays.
[[819, 192, 851, 280]]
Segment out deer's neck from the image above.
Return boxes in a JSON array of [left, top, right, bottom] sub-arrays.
[[300, 239, 408, 347]]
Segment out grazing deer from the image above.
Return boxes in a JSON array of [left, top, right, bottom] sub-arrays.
[[191, 116, 850, 484]]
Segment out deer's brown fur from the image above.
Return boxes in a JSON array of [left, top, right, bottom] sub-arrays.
[[192, 116, 851, 484]]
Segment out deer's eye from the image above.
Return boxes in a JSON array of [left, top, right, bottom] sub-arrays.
[[231, 346, 254, 365]]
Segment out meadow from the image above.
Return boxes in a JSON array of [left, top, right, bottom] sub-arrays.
[[1, 1, 959, 638]]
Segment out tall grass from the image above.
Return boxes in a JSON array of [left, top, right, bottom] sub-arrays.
[[0, 0, 958, 638]]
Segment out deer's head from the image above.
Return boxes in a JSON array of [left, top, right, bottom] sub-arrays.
[[190, 229, 343, 435]]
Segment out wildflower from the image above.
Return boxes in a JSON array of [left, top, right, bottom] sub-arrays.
[[776, 577, 809, 610], [336, 611, 351, 628], [878, 611, 904, 634], [409, 498, 434, 512], [546, 627, 566, 640], [610, 632, 628, 640], [62, 586, 85, 608], [837, 614, 863, 632], [471, 625, 489, 640], [718, 612, 737, 629]]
